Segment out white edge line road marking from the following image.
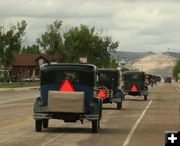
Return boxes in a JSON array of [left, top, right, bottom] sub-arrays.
[[122, 100, 153, 146]]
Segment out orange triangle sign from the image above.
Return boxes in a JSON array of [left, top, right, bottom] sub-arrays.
[[131, 85, 137, 91], [97, 89, 106, 98], [59, 80, 74, 92]]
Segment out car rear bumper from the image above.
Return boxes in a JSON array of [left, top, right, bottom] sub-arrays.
[[34, 113, 53, 119], [124, 90, 148, 96], [103, 97, 122, 103], [33, 112, 100, 121]]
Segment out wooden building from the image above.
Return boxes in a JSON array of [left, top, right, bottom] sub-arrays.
[[11, 54, 49, 79]]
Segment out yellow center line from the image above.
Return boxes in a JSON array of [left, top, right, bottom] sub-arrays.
[[0, 115, 33, 129]]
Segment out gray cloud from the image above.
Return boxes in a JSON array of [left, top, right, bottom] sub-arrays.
[[0, 0, 180, 52]]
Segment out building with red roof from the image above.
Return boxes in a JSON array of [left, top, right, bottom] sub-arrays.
[[11, 53, 49, 79]]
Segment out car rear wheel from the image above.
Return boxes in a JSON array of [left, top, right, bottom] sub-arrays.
[[92, 120, 100, 133], [144, 95, 147, 101], [117, 102, 122, 110], [35, 120, 42, 132], [43, 119, 49, 128]]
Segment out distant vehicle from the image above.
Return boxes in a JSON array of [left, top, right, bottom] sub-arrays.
[[120, 59, 126, 66], [155, 76, 161, 83], [145, 74, 152, 86], [145, 74, 161, 87], [97, 68, 123, 109], [164, 76, 172, 83], [33, 63, 102, 133], [122, 71, 148, 100]]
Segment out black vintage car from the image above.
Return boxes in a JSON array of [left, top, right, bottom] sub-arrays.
[[33, 63, 102, 133], [156, 76, 161, 83], [152, 75, 161, 85], [164, 76, 172, 83], [151, 75, 159, 86], [145, 74, 154, 87], [97, 69, 123, 109], [122, 71, 148, 100]]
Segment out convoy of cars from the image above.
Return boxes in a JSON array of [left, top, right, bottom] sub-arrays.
[[33, 63, 163, 133], [145, 74, 161, 87]]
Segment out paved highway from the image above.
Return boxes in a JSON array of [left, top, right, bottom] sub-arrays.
[[0, 82, 179, 146]]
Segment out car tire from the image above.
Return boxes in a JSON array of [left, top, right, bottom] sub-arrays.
[[92, 120, 99, 133], [43, 119, 49, 128], [35, 120, 42, 132], [117, 102, 122, 110], [144, 95, 147, 101]]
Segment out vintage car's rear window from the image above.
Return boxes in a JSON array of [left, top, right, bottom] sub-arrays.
[[41, 70, 94, 86], [98, 71, 119, 88], [124, 73, 144, 81], [99, 72, 113, 83]]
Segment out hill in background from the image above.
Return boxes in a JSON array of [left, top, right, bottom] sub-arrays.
[[111, 51, 156, 62], [112, 51, 179, 76], [132, 53, 177, 76], [163, 51, 180, 59]]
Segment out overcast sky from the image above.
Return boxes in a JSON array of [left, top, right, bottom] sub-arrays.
[[0, 0, 180, 52]]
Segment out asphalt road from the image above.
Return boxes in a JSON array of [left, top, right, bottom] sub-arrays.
[[0, 82, 179, 146]]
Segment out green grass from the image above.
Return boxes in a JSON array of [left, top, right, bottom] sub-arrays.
[[0, 82, 39, 88]]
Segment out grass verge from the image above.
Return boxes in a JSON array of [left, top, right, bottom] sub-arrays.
[[0, 82, 39, 88]]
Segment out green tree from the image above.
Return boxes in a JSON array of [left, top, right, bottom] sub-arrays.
[[172, 60, 180, 81], [36, 20, 64, 61], [21, 44, 40, 53], [109, 59, 118, 68], [121, 67, 129, 73], [0, 20, 27, 81], [64, 25, 119, 67]]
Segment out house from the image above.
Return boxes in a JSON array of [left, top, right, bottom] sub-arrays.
[[11, 53, 50, 79]]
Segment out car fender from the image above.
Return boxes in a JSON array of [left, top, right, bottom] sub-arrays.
[[90, 97, 102, 120], [115, 89, 123, 100], [142, 86, 148, 96], [33, 97, 42, 113]]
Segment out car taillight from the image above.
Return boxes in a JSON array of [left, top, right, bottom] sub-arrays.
[[131, 84, 137, 92], [59, 80, 74, 92], [97, 89, 107, 99]]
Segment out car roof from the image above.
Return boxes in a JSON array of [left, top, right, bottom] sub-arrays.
[[124, 71, 145, 74], [40, 63, 97, 71], [98, 68, 118, 72]]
